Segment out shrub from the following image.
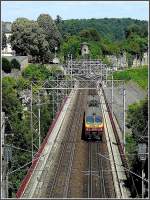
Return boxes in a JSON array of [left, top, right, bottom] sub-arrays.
[[2, 57, 11, 73], [11, 58, 21, 70]]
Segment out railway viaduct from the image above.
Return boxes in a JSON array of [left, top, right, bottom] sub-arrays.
[[15, 59, 139, 198]]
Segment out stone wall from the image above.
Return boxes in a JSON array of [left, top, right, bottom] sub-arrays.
[[2, 69, 21, 78], [3, 56, 28, 70], [2, 56, 28, 78]]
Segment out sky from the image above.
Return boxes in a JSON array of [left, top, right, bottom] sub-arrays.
[[1, 1, 149, 22]]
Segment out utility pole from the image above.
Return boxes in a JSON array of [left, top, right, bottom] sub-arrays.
[[111, 68, 114, 114], [138, 143, 147, 198], [71, 54, 73, 88], [105, 65, 108, 85], [30, 83, 33, 159], [6, 172, 8, 198], [142, 167, 145, 198], [53, 92, 55, 119], [67, 54, 70, 76], [123, 82, 126, 154], [90, 57, 91, 75], [38, 92, 41, 148]]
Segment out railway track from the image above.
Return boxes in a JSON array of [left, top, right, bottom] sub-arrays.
[[35, 87, 116, 198], [87, 141, 115, 198], [46, 89, 88, 198]]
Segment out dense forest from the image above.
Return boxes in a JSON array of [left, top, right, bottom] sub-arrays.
[[58, 18, 148, 42], [56, 17, 148, 61]]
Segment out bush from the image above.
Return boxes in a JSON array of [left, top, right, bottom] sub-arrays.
[[11, 58, 21, 70], [2, 57, 11, 73]]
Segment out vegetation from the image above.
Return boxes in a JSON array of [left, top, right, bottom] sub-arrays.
[[112, 66, 148, 90], [58, 18, 147, 42], [57, 18, 148, 61], [125, 133, 137, 165], [10, 15, 62, 63], [126, 97, 148, 197], [37, 14, 62, 52], [60, 35, 81, 59], [2, 57, 22, 73], [2, 32, 7, 50], [11, 59, 21, 70], [9, 16, 148, 64], [22, 64, 52, 81], [127, 98, 148, 140], [2, 63, 64, 197], [2, 57, 11, 73]]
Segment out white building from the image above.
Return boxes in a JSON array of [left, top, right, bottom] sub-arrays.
[[2, 22, 15, 56]]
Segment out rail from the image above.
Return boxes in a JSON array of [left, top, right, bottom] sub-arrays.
[[47, 89, 86, 198]]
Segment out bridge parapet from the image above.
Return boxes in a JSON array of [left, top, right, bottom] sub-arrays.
[[16, 97, 68, 198]]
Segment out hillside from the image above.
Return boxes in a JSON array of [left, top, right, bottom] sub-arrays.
[[58, 18, 148, 42], [112, 66, 148, 91]]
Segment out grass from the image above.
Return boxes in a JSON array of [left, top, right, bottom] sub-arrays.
[[112, 66, 148, 91]]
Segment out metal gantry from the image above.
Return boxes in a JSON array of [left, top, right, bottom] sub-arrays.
[[65, 58, 109, 80]]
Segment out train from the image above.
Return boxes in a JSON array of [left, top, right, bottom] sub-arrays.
[[83, 94, 104, 141]]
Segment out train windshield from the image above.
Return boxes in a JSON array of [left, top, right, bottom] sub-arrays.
[[86, 116, 94, 123], [95, 116, 102, 123]]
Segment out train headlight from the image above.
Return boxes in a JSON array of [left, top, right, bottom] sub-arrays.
[[98, 124, 104, 128]]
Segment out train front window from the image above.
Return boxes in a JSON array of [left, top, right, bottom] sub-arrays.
[[86, 116, 94, 123], [95, 116, 102, 123]]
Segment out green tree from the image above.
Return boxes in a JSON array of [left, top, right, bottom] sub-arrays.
[[37, 14, 62, 52], [60, 35, 81, 59], [11, 59, 21, 70], [22, 64, 52, 81], [55, 15, 62, 25], [127, 98, 148, 140], [2, 57, 11, 73], [10, 18, 50, 63], [80, 29, 100, 41], [2, 32, 7, 50], [89, 41, 102, 59]]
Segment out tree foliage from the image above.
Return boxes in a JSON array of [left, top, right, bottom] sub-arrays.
[[2, 32, 7, 50], [55, 15, 62, 25], [10, 16, 62, 63], [127, 98, 148, 140], [11, 58, 21, 70], [10, 18, 50, 63], [22, 64, 52, 81], [2, 57, 11, 73], [60, 35, 81, 59], [59, 18, 148, 41], [58, 18, 148, 61], [37, 14, 62, 52], [2, 63, 65, 196], [80, 29, 100, 41], [126, 98, 148, 197]]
